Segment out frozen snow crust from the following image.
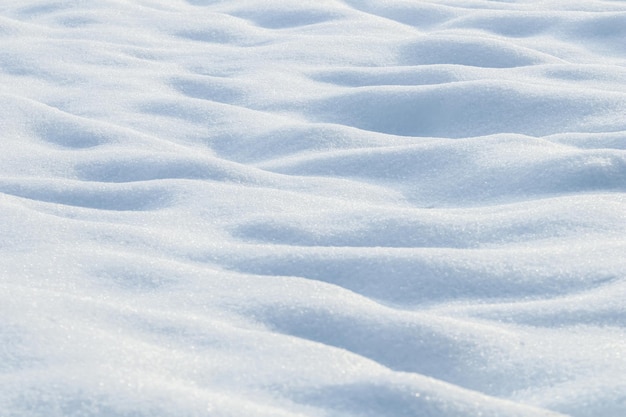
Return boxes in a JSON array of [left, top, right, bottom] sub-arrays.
[[1, 1, 625, 416]]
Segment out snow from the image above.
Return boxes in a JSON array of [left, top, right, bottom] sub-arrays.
[[1, 1, 625, 416]]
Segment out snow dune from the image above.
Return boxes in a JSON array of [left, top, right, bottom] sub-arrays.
[[1, 1, 625, 416]]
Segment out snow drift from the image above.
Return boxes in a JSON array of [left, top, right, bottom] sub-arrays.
[[1, 1, 625, 416]]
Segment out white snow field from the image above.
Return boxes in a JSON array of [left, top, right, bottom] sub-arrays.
[[1, 0, 625, 416]]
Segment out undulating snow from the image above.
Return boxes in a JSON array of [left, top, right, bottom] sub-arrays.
[[1, 1, 625, 416]]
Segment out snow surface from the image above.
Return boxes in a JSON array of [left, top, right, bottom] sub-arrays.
[[1, 1, 625, 416]]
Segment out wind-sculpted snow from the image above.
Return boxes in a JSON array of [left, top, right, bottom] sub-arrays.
[[1, 1, 625, 416]]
